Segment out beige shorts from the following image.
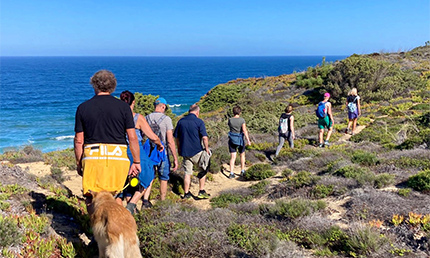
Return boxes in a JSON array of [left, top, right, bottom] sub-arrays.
[[183, 151, 204, 175]]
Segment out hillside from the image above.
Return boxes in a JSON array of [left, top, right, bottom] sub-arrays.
[[1, 45, 430, 257]]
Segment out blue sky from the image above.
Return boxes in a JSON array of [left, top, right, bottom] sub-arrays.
[[1, 0, 429, 56]]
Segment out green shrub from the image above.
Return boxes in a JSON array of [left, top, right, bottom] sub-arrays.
[[50, 167, 65, 183], [374, 173, 395, 188], [0, 215, 22, 248], [264, 199, 326, 219], [290, 171, 319, 188], [0, 184, 28, 194], [312, 184, 334, 199], [351, 150, 378, 166], [407, 169, 430, 192], [324, 55, 426, 103], [210, 192, 252, 208], [346, 226, 388, 257], [334, 165, 375, 186], [44, 148, 76, 170], [226, 223, 277, 256], [199, 82, 247, 113], [398, 188, 412, 197], [281, 168, 294, 178], [243, 164, 275, 181], [390, 156, 430, 170], [249, 180, 270, 197], [254, 153, 266, 162], [0, 145, 44, 164]]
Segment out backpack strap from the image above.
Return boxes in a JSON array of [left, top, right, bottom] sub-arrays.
[[156, 115, 167, 125], [145, 114, 152, 124]]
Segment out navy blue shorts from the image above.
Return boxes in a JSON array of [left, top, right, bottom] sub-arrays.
[[228, 140, 245, 154]]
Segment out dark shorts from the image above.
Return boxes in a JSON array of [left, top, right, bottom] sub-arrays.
[[228, 140, 245, 154], [155, 155, 170, 181]]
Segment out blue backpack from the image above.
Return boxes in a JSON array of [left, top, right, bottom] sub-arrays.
[[316, 102, 327, 118]]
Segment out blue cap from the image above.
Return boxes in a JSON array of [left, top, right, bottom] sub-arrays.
[[154, 97, 168, 107]]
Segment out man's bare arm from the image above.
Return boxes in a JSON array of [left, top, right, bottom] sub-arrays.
[[127, 128, 141, 176], [74, 132, 84, 176]]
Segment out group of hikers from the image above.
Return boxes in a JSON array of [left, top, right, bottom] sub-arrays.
[[74, 69, 361, 215]]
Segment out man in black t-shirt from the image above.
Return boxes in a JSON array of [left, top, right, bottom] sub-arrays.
[[74, 70, 141, 213]]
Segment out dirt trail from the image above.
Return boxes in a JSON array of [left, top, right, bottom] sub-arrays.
[[338, 125, 366, 142], [16, 119, 373, 213]]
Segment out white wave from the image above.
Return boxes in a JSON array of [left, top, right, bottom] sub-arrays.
[[169, 104, 183, 107], [55, 135, 74, 141]]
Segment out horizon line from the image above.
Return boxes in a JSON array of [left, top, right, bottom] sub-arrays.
[[0, 54, 351, 58]]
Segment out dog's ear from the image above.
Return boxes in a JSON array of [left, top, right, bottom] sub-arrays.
[[88, 189, 96, 198]]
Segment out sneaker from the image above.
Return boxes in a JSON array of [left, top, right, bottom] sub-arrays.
[[345, 129, 349, 134], [318, 143, 324, 148], [228, 173, 236, 179], [183, 192, 192, 199], [324, 141, 330, 147], [197, 190, 210, 199], [125, 203, 136, 215], [240, 170, 246, 177], [141, 199, 153, 209]]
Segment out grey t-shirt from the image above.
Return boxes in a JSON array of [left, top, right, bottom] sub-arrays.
[[228, 117, 245, 133], [146, 112, 174, 144]]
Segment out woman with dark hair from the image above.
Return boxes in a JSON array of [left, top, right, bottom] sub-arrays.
[[227, 105, 251, 179], [116, 90, 164, 214], [275, 104, 295, 157]]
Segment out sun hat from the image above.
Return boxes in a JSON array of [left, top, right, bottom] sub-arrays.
[[324, 93, 330, 98], [154, 97, 168, 108]]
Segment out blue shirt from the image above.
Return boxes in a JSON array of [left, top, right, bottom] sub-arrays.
[[173, 113, 208, 157]]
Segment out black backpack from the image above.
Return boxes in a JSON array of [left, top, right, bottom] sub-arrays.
[[145, 114, 167, 147]]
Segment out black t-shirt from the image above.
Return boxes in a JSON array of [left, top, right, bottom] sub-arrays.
[[347, 95, 359, 104], [279, 113, 292, 132], [75, 95, 135, 144]]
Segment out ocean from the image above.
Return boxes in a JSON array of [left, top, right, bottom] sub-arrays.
[[0, 56, 346, 153]]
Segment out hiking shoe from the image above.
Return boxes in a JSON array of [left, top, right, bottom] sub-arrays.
[[125, 203, 136, 215], [197, 190, 210, 199], [228, 173, 236, 179], [324, 141, 330, 147], [141, 199, 153, 209], [240, 170, 246, 177], [344, 129, 349, 134], [318, 143, 324, 148], [183, 192, 192, 199]]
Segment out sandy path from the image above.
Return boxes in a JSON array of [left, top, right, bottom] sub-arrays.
[[338, 125, 366, 142], [188, 163, 255, 210]]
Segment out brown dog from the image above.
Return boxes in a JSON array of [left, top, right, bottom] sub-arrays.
[[90, 191, 142, 258]]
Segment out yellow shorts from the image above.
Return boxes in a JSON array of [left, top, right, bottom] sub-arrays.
[[82, 143, 130, 195]]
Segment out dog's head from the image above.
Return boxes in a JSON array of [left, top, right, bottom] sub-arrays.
[[90, 190, 116, 203]]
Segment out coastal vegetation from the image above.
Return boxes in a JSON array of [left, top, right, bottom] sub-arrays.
[[1, 44, 430, 257]]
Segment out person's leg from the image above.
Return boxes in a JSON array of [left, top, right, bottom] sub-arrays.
[[184, 174, 191, 194], [183, 157, 193, 194], [240, 152, 246, 172], [275, 135, 285, 156], [159, 180, 168, 201], [346, 119, 353, 132], [352, 118, 358, 134], [326, 128, 333, 142], [142, 180, 153, 201], [318, 129, 324, 145], [125, 186, 145, 214], [198, 175, 206, 191], [229, 152, 237, 174], [287, 132, 294, 149]]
